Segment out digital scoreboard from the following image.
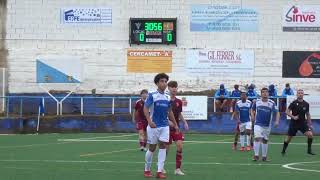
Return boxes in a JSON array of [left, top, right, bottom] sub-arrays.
[[129, 18, 177, 45]]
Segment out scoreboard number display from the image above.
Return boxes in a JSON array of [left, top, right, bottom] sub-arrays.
[[129, 18, 177, 45]]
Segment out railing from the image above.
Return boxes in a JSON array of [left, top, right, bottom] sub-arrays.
[[0, 95, 288, 118], [209, 96, 287, 112]]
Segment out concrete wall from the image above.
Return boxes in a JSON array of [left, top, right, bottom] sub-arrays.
[[4, 0, 320, 94]]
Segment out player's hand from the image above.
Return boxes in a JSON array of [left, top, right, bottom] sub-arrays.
[[293, 116, 299, 120], [149, 121, 157, 128], [184, 123, 189, 131], [274, 121, 279, 128]]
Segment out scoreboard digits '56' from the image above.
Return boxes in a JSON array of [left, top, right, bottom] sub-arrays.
[[129, 18, 177, 45]]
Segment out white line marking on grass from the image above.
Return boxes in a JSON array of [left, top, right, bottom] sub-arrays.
[[0, 142, 72, 149], [1, 166, 38, 170], [79, 138, 233, 157], [0, 159, 282, 166], [57, 139, 320, 145], [80, 148, 139, 157], [282, 161, 320, 173], [74, 134, 137, 140], [0, 134, 137, 149]]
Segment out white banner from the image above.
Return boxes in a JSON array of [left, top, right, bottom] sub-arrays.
[[61, 7, 112, 24], [177, 96, 207, 120], [283, 5, 320, 32], [287, 95, 320, 119], [186, 49, 254, 77]]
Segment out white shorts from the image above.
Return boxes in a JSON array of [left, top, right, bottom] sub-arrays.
[[254, 125, 271, 140], [239, 121, 252, 132], [147, 125, 169, 144]]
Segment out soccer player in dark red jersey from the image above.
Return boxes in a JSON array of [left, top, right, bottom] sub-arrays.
[[133, 89, 148, 151], [167, 81, 189, 175]]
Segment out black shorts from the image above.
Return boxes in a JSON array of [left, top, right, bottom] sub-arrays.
[[288, 123, 311, 136]]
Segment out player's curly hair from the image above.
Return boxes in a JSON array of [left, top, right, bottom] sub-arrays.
[[154, 73, 169, 84]]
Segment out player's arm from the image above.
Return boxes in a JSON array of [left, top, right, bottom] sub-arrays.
[[250, 109, 255, 123], [306, 104, 312, 128], [132, 109, 137, 123], [143, 106, 156, 128], [144, 93, 156, 128], [233, 103, 240, 122], [274, 103, 280, 127], [179, 113, 189, 131], [250, 102, 256, 123], [307, 112, 312, 128], [286, 102, 298, 120], [132, 102, 139, 123], [168, 108, 179, 132]]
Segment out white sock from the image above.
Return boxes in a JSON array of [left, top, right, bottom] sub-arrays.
[[262, 143, 268, 157], [246, 135, 251, 146], [157, 148, 167, 172], [145, 150, 154, 171], [240, 135, 245, 147], [254, 141, 260, 156]]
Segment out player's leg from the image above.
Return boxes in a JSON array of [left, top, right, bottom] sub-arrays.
[[162, 131, 174, 174], [302, 124, 316, 155], [250, 123, 254, 148], [282, 124, 297, 155], [144, 126, 158, 177], [139, 129, 146, 151], [245, 121, 252, 150], [261, 138, 269, 161], [233, 123, 240, 150], [239, 123, 246, 151], [261, 127, 271, 161], [174, 132, 185, 175], [143, 125, 148, 151], [156, 126, 170, 179], [253, 125, 263, 161]]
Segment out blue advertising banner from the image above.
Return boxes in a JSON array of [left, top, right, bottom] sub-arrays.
[[61, 7, 112, 24], [191, 4, 258, 32]]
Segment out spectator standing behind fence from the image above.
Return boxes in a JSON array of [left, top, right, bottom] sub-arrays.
[[230, 84, 241, 112], [280, 83, 294, 112], [268, 84, 278, 105], [246, 84, 258, 102], [268, 84, 278, 97], [214, 84, 229, 112]]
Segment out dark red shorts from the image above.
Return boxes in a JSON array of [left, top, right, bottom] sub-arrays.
[[136, 121, 147, 131], [169, 131, 184, 144]]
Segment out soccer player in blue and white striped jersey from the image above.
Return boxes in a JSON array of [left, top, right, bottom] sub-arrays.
[[143, 73, 179, 179], [251, 87, 280, 161], [234, 92, 252, 151]]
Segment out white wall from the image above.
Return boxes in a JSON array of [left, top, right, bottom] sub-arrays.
[[5, 0, 320, 94]]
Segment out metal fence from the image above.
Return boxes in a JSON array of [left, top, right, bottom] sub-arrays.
[[0, 95, 288, 118]]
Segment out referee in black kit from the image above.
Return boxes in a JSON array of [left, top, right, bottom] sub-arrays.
[[282, 89, 316, 155]]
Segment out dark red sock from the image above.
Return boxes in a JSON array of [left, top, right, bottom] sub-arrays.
[[176, 150, 182, 169], [143, 141, 147, 147]]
